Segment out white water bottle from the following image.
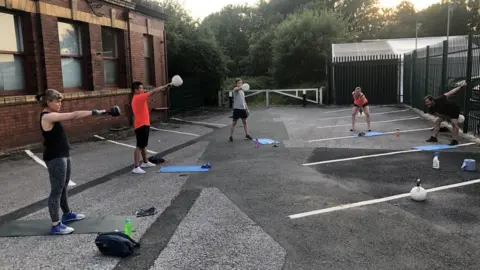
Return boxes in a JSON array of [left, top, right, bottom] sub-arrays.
[[433, 152, 440, 169]]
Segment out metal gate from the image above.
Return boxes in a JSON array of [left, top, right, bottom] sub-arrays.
[[330, 55, 402, 105]]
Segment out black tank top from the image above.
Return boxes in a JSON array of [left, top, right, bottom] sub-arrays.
[[40, 112, 70, 161]]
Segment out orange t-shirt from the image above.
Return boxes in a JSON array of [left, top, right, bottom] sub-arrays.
[[131, 93, 150, 129], [353, 92, 368, 106]]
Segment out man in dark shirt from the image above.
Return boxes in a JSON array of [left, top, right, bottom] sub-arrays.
[[424, 82, 465, 146]]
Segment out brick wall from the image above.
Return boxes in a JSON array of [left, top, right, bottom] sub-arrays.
[[39, 14, 63, 91], [87, 23, 104, 90], [0, 1, 168, 152], [0, 94, 131, 152]]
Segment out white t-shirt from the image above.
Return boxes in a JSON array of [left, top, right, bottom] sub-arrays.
[[233, 89, 246, 109]]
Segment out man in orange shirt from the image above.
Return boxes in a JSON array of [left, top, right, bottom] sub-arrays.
[[131, 81, 170, 174]]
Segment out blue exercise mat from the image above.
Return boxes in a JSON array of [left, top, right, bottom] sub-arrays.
[[257, 138, 280, 144], [355, 131, 384, 137], [159, 166, 209, 173], [412, 144, 457, 151]]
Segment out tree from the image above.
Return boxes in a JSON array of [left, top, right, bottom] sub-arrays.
[[271, 9, 350, 86]]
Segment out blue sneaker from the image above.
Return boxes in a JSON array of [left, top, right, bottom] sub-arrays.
[[50, 222, 74, 235], [61, 211, 85, 223]]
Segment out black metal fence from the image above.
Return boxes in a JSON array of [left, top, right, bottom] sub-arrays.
[[329, 55, 402, 105], [403, 34, 480, 135]]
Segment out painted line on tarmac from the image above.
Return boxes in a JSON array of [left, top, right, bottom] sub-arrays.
[[308, 128, 431, 142], [288, 178, 480, 219], [25, 150, 77, 187], [321, 105, 382, 114], [316, 109, 410, 121], [170, 117, 227, 128], [302, 143, 476, 166], [94, 135, 158, 154], [150, 126, 200, 137], [316, 117, 421, 129]]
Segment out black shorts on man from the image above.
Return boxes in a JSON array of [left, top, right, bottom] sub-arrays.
[[135, 125, 150, 148], [233, 109, 248, 120], [429, 95, 460, 119]]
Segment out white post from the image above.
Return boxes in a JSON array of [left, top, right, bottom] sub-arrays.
[[319, 88, 323, 104], [266, 90, 269, 107]]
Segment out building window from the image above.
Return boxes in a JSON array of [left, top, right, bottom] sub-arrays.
[[0, 12, 24, 92], [143, 35, 153, 86], [58, 21, 83, 89], [102, 27, 118, 86]]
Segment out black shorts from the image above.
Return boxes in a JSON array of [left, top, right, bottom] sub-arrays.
[[233, 109, 248, 120], [135, 125, 150, 148], [438, 109, 460, 120], [354, 102, 369, 108]]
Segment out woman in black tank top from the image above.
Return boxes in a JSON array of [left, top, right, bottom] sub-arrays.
[[36, 89, 119, 235]]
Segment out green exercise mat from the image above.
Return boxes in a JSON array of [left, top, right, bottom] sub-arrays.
[[0, 216, 138, 237]]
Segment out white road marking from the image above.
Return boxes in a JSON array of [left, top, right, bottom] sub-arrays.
[[170, 117, 227, 127], [302, 143, 476, 166], [316, 117, 421, 129], [321, 106, 381, 114], [25, 150, 77, 187], [308, 128, 432, 142], [289, 178, 480, 219], [94, 135, 158, 154], [150, 126, 199, 137], [316, 109, 410, 121]]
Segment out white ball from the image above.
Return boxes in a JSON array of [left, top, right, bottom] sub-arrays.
[[458, 114, 465, 124], [171, 75, 183, 87], [410, 186, 427, 201], [241, 83, 250, 91]]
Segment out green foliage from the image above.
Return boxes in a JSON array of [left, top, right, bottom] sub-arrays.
[[221, 76, 275, 91], [271, 9, 349, 86], [134, 0, 228, 106]]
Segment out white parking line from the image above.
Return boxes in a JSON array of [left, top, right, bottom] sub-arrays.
[[302, 143, 476, 166], [308, 128, 431, 142], [288, 178, 480, 219], [316, 117, 421, 129], [25, 150, 77, 187], [316, 109, 410, 121], [94, 135, 158, 154], [170, 117, 227, 127], [150, 126, 199, 137], [321, 106, 381, 114]]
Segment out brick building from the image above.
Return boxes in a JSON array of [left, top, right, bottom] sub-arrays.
[[0, 0, 168, 151]]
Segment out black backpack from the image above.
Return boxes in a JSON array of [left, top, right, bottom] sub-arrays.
[[94, 231, 140, 258]]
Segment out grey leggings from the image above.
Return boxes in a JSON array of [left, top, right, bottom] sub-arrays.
[[45, 157, 72, 222]]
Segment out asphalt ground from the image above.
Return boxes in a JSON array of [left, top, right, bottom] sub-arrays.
[[1, 105, 480, 269]]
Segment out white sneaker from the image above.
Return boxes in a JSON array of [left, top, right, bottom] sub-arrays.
[[140, 161, 156, 168], [132, 167, 146, 174]]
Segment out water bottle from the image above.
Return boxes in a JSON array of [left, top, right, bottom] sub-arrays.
[[433, 152, 440, 169], [124, 218, 132, 237], [395, 128, 400, 137], [255, 138, 259, 148]]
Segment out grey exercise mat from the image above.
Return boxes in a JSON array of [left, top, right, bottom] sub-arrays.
[[0, 216, 138, 237]]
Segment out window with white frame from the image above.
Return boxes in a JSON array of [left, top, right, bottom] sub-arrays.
[[58, 21, 83, 89], [0, 12, 25, 92], [102, 27, 118, 86]]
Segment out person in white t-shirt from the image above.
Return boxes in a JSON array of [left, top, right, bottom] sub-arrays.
[[229, 78, 253, 142]]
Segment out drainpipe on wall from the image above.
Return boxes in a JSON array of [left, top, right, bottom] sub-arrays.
[[126, 9, 134, 126]]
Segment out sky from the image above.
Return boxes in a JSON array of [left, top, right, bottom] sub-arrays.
[[182, 0, 442, 20]]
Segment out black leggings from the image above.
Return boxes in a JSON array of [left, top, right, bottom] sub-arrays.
[[45, 157, 72, 222]]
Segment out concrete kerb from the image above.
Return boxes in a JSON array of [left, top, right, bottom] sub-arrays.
[[401, 103, 480, 145]]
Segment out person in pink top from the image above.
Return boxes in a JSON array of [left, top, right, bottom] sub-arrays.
[[351, 86, 371, 132]]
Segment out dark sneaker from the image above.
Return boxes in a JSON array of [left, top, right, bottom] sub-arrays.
[[350, 129, 355, 131], [229, 136, 233, 142], [245, 134, 253, 140], [50, 222, 74, 235], [449, 140, 459, 146], [426, 136, 438, 142], [62, 211, 85, 223]]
